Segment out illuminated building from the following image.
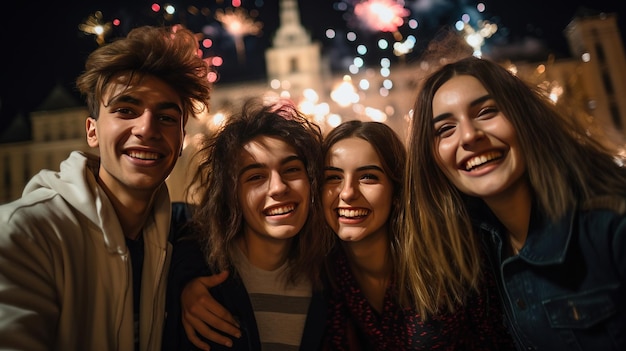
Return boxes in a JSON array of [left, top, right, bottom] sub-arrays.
[[0, 2, 625, 204]]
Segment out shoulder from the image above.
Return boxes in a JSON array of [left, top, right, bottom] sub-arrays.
[[0, 189, 72, 227], [576, 196, 626, 249], [169, 202, 196, 242], [0, 192, 83, 261], [578, 196, 626, 233], [581, 195, 626, 215]]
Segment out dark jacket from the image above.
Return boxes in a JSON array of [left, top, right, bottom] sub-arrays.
[[476, 197, 626, 350], [163, 204, 327, 351]]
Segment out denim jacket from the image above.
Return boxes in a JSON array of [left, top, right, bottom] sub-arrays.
[[476, 197, 626, 350]]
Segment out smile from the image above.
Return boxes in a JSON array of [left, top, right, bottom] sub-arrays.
[[337, 208, 370, 218], [128, 150, 161, 160], [464, 151, 503, 171], [265, 204, 295, 216]]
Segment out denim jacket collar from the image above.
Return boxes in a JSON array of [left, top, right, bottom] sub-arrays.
[[471, 198, 576, 265], [520, 208, 575, 265]]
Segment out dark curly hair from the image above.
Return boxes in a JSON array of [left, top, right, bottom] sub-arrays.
[[190, 98, 333, 289]]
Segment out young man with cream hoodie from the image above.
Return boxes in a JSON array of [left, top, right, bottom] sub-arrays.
[[0, 25, 211, 351]]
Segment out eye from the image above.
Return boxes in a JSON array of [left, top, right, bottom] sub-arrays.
[[324, 173, 342, 184], [435, 123, 456, 138], [158, 114, 180, 125], [239, 168, 266, 183], [285, 166, 303, 173], [360, 173, 381, 184], [282, 160, 307, 179], [244, 173, 265, 182], [476, 106, 499, 119], [114, 107, 136, 117]]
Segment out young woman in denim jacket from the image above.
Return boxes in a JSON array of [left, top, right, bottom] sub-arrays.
[[405, 56, 626, 350]]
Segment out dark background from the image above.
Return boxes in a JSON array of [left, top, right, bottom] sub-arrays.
[[1, 0, 624, 136]]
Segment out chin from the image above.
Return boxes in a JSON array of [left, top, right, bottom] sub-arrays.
[[268, 229, 300, 240], [338, 234, 361, 242]]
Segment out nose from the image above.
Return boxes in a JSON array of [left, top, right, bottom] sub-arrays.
[[459, 119, 484, 148], [268, 171, 288, 197], [133, 110, 160, 140], [340, 178, 359, 203]]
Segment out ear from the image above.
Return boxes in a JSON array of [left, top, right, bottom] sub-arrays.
[[86, 117, 99, 148]]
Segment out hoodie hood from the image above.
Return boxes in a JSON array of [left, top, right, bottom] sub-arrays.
[[24, 151, 103, 224], [22, 151, 171, 253]]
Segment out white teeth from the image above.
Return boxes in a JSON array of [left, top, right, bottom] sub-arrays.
[[465, 151, 502, 171], [337, 208, 369, 218], [266, 205, 295, 216], [128, 151, 159, 160]]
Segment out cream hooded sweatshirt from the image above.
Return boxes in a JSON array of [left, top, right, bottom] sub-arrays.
[[0, 151, 172, 351]]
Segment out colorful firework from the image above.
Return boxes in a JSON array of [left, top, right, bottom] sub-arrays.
[[78, 11, 112, 46], [215, 7, 263, 64], [353, 0, 409, 33]]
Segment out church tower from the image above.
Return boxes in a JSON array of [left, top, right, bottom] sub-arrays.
[[265, 0, 324, 98], [565, 9, 626, 138]]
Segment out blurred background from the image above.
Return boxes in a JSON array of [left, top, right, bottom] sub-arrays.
[[0, 0, 625, 203]]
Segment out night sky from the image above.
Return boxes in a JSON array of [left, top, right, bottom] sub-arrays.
[[1, 0, 624, 136]]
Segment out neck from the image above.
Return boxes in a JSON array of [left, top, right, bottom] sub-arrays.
[[343, 232, 391, 279], [97, 178, 156, 241], [342, 230, 392, 313], [238, 233, 291, 271], [112, 193, 155, 240], [483, 179, 532, 252]]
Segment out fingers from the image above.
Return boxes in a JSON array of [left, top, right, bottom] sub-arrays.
[[180, 272, 242, 346], [196, 270, 230, 288], [183, 314, 232, 349], [188, 273, 240, 330], [183, 320, 211, 350], [185, 300, 241, 339]]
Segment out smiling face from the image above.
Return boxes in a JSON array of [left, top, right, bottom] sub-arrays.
[[86, 73, 184, 201], [432, 74, 526, 201], [237, 135, 311, 242], [322, 137, 393, 242]]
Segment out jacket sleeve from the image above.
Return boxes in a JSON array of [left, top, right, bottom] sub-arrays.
[[577, 206, 626, 293], [162, 204, 212, 350], [581, 196, 626, 281], [607, 210, 626, 282], [613, 216, 626, 284], [0, 206, 61, 351], [167, 202, 210, 300]]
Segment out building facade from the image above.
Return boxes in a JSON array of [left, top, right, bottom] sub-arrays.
[[1, 3, 625, 204]]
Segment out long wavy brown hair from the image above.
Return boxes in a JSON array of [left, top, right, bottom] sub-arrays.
[[402, 56, 626, 317]]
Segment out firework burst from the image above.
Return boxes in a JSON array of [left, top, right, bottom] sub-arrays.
[[79, 11, 112, 46], [353, 0, 409, 33], [215, 7, 263, 65]]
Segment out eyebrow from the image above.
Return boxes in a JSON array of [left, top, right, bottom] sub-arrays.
[[110, 94, 182, 114], [324, 165, 385, 173], [432, 94, 492, 124], [238, 155, 303, 177]]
